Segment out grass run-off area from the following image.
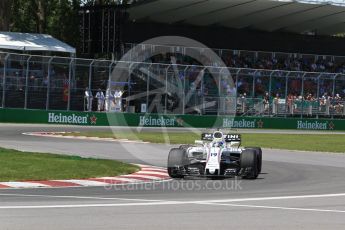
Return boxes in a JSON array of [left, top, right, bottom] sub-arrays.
[[65, 131, 345, 153], [0, 148, 139, 182]]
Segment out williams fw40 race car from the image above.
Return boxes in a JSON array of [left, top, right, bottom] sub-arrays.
[[167, 131, 262, 179]]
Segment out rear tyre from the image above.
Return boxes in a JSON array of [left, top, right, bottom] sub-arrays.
[[167, 148, 188, 179], [240, 149, 259, 179], [245, 147, 262, 174]]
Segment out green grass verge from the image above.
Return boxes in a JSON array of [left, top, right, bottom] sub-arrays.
[[0, 148, 139, 182], [65, 131, 345, 153]]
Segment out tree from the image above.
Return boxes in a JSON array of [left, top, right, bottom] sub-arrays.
[[34, 0, 47, 33], [0, 0, 12, 31], [10, 0, 52, 33], [48, 0, 82, 47], [81, 0, 127, 6], [2, 0, 128, 51], [9, 0, 82, 47]]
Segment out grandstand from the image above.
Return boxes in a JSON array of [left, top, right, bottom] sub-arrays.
[[1, 0, 345, 118]]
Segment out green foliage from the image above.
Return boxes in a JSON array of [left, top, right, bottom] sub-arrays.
[[66, 131, 345, 153], [0, 147, 139, 181], [1, 0, 130, 49], [5, 0, 82, 48], [81, 0, 125, 6]]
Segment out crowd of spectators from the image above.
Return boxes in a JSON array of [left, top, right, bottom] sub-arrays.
[[222, 54, 345, 74], [129, 43, 345, 74], [235, 90, 345, 116], [1, 47, 345, 115], [134, 46, 345, 103]]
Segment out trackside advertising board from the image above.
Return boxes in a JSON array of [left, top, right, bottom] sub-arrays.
[[0, 108, 344, 130]]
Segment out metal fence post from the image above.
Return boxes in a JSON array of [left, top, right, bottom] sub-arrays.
[[217, 67, 222, 115], [315, 73, 323, 119], [252, 70, 257, 97], [219, 67, 227, 115], [235, 69, 241, 116], [268, 70, 276, 116], [268, 70, 275, 97], [300, 73, 306, 119], [316, 73, 322, 99], [2, 54, 10, 108], [183, 65, 188, 115], [332, 74, 339, 97], [127, 62, 135, 112], [24, 56, 32, 109], [146, 64, 152, 112], [88, 60, 95, 91], [281, 71, 290, 117], [164, 65, 171, 114], [285, 71, 290, 101], [201, 67, 206, 115], [107, 61, 113, 90], [67, 58, 74, 111], [46, 57, 54, 110]]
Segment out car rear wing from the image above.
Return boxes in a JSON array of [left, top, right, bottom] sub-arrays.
[[201, 133, 214, 141], [201, 133, 241, 143], [224, 134, 241, 143]]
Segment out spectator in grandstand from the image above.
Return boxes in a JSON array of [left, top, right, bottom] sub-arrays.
[[143, 46, 345, 75], [84, 87, 93, 112], [263, 92, 270, 111], [29, 74, 40, 91], [320, 93, 328, 106], [105, 88, 113, 112], [95, 88, 105, 112], [335, 93, 342, 101], [226, 84, 236, 96], [305, 93, 316, 116], [114, 88, 124, 112], [334, 93, 344, 114], [238, 93, 247, 113], [287, 93, 294, 115], [42, 76, 48, 89], [319, 93, 332, 115], [272, 93, 280, 115]]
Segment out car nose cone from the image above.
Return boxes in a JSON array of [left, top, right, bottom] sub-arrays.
[[209, 168, 216, 174]]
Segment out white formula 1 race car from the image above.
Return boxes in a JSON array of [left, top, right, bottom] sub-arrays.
[[167, 131, 262, 179]]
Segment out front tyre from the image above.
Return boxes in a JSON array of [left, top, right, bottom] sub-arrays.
[[240, 149, 259, 179], [245, 147, 262, 174], [167, 148, 188, 179]]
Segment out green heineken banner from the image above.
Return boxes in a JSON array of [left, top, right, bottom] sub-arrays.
[[0, 108, 344, 131]]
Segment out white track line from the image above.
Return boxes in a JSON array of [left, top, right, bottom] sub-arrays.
[[1, 201, 345, 213], [0, 201, 184, 209], [1, 193, 345, 211], [196, 193, 345, 203], [200, 202, 345, 214]]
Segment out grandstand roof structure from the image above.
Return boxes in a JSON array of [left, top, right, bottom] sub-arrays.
[[0, 32, 76, 54], [128, 0, 345, 36]]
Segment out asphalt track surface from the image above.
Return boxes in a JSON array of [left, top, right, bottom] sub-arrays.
[[0, 124, 345, 229]]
